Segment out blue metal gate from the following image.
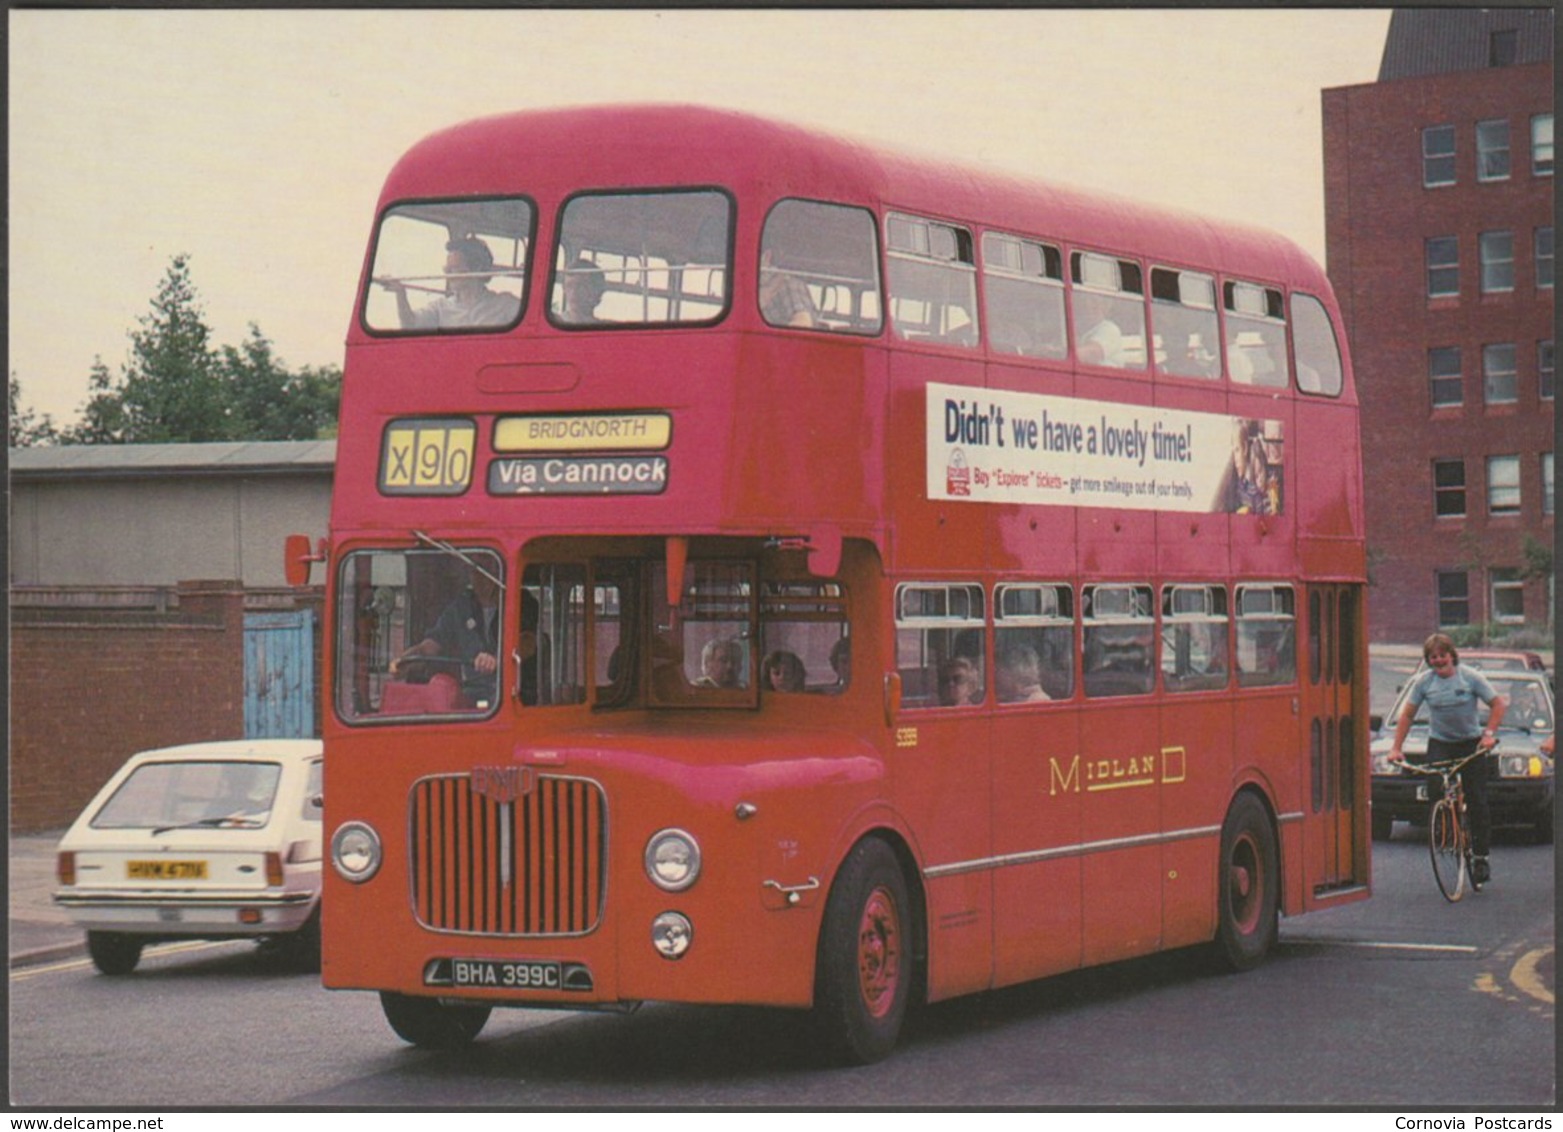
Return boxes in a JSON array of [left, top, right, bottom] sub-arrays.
[[244, 610, 316, 738]]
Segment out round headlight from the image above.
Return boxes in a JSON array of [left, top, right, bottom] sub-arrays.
[[651, 911, 693, 960], [644, 828, 701, 892], [331, 821, 382, 883]]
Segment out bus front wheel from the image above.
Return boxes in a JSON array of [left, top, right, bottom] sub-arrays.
[[380, 992, 491, 1050], [812, 837, 913, 1065], [1213, 792, 1279, 972]]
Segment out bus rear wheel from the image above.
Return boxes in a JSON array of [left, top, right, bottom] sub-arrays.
[[380, 992, 491, 1050], [1213, 793, 1279, 972], [812, 837, 913, 1065]]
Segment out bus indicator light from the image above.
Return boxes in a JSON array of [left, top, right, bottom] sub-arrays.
[[380, 419, 476, 495]]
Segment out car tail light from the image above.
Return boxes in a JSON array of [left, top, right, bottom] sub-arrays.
[[238, 908, 263, 925], [264, 851, 285, 886], [56, 852, 76, 886]]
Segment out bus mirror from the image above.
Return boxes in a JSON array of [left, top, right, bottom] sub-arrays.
[[883, 671, 902, 727], [284, 534, 326, 587], [807, 524, 843, 578], [665, 536, 689, 608]]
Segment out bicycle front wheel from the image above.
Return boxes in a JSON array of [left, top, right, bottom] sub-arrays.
[[1429, 797, 1467, 902]]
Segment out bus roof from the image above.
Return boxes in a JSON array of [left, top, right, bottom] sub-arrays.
[[379, 103, 1327, 293]]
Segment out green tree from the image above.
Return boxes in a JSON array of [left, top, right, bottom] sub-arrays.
[[8, 372, 58, 447], [119, 254, 227, 442], [58, 255, 340, 443], [217, 326, 341, 441], [61, 358, 130, 444]]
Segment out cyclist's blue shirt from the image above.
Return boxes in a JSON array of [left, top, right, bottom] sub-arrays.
[[1406, 663, 1498, 742]]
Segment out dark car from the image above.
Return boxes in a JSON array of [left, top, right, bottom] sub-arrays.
[[1370, 669, 1555, 843]]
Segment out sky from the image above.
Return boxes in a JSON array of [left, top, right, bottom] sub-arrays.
[[8, 8, 1392, 428]]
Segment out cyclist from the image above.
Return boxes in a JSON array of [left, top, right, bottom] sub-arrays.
[[1389, 633, 1509, 885]]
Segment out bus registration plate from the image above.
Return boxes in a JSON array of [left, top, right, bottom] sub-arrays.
[[446, 959, 562, 990]]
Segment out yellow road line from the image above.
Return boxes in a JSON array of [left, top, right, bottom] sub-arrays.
[[1511, 946, 1554, 1006]]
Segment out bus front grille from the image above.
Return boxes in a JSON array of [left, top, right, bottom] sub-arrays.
[[409, 773, 606, 936]]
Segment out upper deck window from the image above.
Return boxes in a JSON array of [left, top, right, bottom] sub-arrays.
[[1070, 252, 1146, 370], [364, 200, 531, 334], [1291, 294, 1344, 397], [759, 200, 882, 334], [1150, 267, 1220, 380], [1223, 281, 1289, 388], [552, 190, 731, 327], [886, 214, 979, 348], [982, 232, 1066, 359]]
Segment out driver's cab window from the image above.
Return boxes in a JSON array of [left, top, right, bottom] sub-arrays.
[[363, 199, 531, 333], [335, 547, 504, 721]]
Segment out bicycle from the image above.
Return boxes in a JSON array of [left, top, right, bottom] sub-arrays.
[[1393, 747, 1490, 902]]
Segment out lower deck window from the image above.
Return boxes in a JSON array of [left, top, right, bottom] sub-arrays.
[[1082, 584, 1155, 697], [896, 583, 986, 708]]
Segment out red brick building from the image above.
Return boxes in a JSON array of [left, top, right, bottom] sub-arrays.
[[1323, 9, 1554, 643]]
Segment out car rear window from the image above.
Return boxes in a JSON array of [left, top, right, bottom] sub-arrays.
[[91, 761, 283, 830]]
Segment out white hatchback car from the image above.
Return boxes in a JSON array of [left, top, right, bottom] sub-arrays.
[[53, 739, 323, 975]]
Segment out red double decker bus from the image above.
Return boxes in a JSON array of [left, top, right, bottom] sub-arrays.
[[300, 105, 1368, 1063]]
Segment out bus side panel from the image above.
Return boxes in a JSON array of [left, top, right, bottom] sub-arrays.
[[1159, 696, 1229, 950], [1234, 688, 1305, 913], [1079, 702, 1163, 967], [897, 712, 995, 1002], [991, 704, 1084, 987]]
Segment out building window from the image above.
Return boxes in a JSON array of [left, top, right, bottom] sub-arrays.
[[1423, 125, 1456, 187], [1426, 237, 1459, 298], [1479, 231, 1515, 293], [1544, 453, 1555, 517], [1477, 119, 1511, 182], [1437, 571, 1470, 627], [1429, 347, 1463, 407], [1536, 227, 1554, 289], [1490, 29, 1518, 66], [1533, 114, 1555, 176], [1433, 459, 1467, 518], [1483, 344, 1518, 404], [1490, 569, 1525, 624], [1542, 340, 1555, 400], [1487, 455, 1521, 515]]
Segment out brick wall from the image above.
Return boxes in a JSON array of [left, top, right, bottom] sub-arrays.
[[10, 581, 247, 833], [1324, 61, 1554, 641]]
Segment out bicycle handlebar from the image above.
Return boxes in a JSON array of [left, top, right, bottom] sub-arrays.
[[1394, 746, 1494, 778]]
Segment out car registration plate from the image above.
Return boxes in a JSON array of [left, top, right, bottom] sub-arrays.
[[127, 860, 207, 880], [1415, 784, 1429, 802]]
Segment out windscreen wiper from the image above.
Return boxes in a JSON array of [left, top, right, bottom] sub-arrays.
[[412, 530, 506, 591]]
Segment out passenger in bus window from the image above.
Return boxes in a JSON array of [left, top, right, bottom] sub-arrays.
[[1074, 292, 1124, 366], [392, 567, 501, 704], [759, 248, 819, 328], [829, 637, 851, 688], [695, 637, 747, 689], [995, 644, 1052, 703], [379, 236, 519, 330], [762, 650, 807, 693], [559, 256, 608, 323], [938, 657, 983, 706]]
